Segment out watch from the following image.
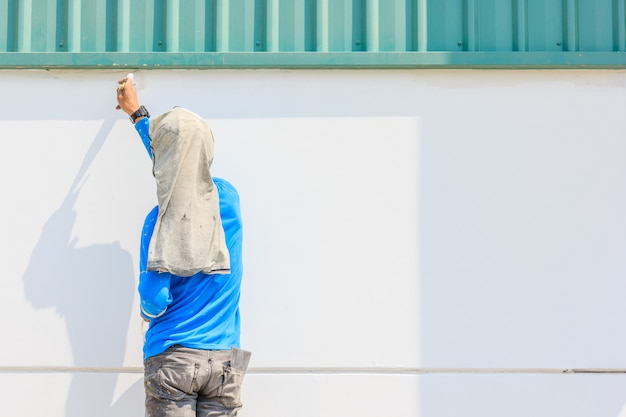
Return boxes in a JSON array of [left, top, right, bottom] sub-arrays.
[[129, 105, 150, 124]]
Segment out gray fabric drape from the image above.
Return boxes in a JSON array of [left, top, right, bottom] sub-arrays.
[[147, 107, 230, 277]]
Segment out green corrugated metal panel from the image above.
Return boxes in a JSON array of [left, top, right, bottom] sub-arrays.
[[1, 0, 626, 68]]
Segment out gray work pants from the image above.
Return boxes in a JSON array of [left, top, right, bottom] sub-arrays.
[[144, 345, 251, 417]]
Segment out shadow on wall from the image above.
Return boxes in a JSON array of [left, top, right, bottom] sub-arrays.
[[22, 119, 143, 417]]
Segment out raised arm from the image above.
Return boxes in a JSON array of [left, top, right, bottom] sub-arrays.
[[116, 75, 152, 157]]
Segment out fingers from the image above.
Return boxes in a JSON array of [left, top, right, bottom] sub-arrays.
[[115, 80, 126, 110], [115, 74, 139, 113], [117, 77, 129, 95], [117, 75, 134, 95]]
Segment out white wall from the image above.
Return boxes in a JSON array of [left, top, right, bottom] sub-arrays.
[[0, 69, 625, 417]]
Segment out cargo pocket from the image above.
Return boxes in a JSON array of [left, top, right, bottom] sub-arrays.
[[219, 363, 245, 409]]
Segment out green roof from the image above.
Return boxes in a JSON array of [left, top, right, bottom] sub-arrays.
[[1, 0, 626, 69]]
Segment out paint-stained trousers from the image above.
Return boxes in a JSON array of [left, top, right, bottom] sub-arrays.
[[144, 345, 251, 417]]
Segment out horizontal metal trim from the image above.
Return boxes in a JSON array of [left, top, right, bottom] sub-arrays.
[[0, 366, 144, 374], [2, 52, 626, 69], [1, 366, 625, 375], [252, 368, 626, 375]]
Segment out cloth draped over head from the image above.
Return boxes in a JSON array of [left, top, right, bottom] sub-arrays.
[[147, 107, 230, 277]]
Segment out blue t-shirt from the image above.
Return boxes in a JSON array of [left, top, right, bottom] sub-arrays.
[[135, 118, 243, 360]]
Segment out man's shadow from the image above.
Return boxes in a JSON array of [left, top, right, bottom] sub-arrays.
[[22, 119, 143, 417]]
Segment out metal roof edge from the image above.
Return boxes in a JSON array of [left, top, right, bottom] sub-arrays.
[[2, 52, 626, 70]]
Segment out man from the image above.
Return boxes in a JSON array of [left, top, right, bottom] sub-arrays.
[[116, 76, 251, 417]]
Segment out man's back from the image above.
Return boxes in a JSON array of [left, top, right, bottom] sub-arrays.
[[139, 177, 243, 360]]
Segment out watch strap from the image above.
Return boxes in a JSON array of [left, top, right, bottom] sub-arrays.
[[130, 105, 150, 124]]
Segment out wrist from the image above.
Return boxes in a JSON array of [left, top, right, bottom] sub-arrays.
[[125, 106, 140, 116], [129, 105, 150, 124]]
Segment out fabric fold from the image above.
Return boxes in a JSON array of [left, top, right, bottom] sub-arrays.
[[147, 107, 230, 277]]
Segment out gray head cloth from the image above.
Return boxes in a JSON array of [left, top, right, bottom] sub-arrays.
[[147, 107, 230, 277]]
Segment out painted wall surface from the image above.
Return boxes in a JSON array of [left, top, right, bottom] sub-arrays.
[[0, 69, 625, 417]]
